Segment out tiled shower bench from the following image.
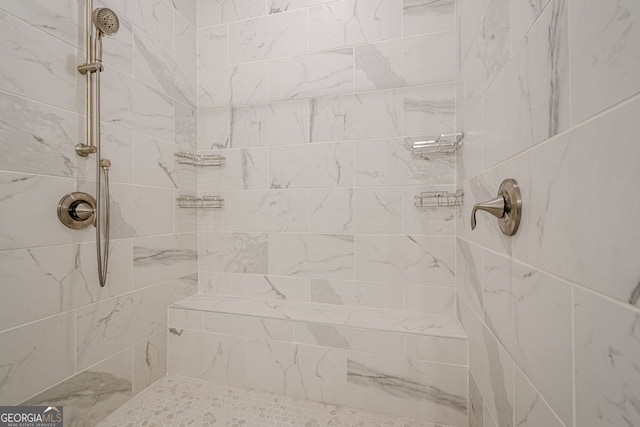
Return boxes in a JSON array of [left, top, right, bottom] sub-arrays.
[[167, 295, 469, 427]]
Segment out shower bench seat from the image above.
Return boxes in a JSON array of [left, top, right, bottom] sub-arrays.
[[167, 294, 469, 426]]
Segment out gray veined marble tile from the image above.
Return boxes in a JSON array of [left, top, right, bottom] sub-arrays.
[[96, 3, 134, 76], [198, 0, 266, 27], [229, 275, 311, 302], [403, 0, 455, 37], [198, 62, 268, 108], [203, 312, 294, 341], [510, 0, 550, 49], [0, 91, 80, 178], [175, 101, 197, 151], [403, 185, 457, 236], [199, 232, 268, 274], [77, 122, 134, 185], [469, 373, 484, 427], [133, 134, 181, 189], [269, 0, 338, 14], [270, 234, 355, 280], [269, 49, 354, 101], [308, 0, 402, 51], [23, 349, 133, 427], [310, 279, 404, 310], [403, 83, 456, 137], [133, 233, 198, 289], [403, 286, 456, 314], [198, 24, 228, 69], [170, 0, 197, 26], [121, 0, 174, 50], [355, 31, 456, 92], [346, 351, 467, 425], [198, 109, 230, 150], [456, 239, 483, 316], [514, 367, 564, 427], [133, 331, 167, 395], [0, 10, 76, 111], [230, 100, 309, 147], [458, 0, 483, 65], [228, 189, 309, 232], [198, 148, 269, 191]]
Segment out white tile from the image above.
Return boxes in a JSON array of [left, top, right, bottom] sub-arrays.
[[403, 186, 457, 236], [168, 307, 203, 330], [199, 148, 269, 191], [203, 312, 294, 341], [229, 10, 307, 63], [199, 232, 268, 274], [198, 24, 228, 69], [404, 334, 467, 365], [310, 91, 403, 142], [269, 142, 353, 188], [168, 329, 245, 386], [198, 62, 268, 108], [229, 274, 311, 301], [403, 286, 456, 314], [514, 367, 564, 427], [403, 0, 455, 37], [483, 252, 572, 425], [574, 289, 640, 427], [198, 109, 230, 150], [458, 0, 483, 63], [0, 0, 80, 47], [174, 101, 197, 151], [198, 0, 266, 27], [269, 49, 354, 101], [133, 330, 167, 395], [403, 83, 456, 137], [570, 0, 640, 123], [469, 373, 484, 427], [78, 122, 134, 185], [122, 0, 173, 50], [455, 239, 483, 316], [171, 0, 197, 26], [270, 234, 354, 279], [269, 0, 337, 14], [228, 189, 308, 232], [346, 351, 467, 425], [230, 100, 309, 147], [246, 340, 347, 404], [355, 138, 456, 187], [310, 279, 404, 310], [355, 32, 456, 92], [308, 0, 402, 51], [133, 134, 182, 189], [509, 0, 550, 49], [355, 235, 455, 286], [0, 312, 75, 405], [133, 234, 197, 289]]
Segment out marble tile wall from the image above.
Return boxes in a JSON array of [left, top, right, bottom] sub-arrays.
[[196, 0, 459, 317], [0, 0, 198, 424], [456, 0, 640, 426]]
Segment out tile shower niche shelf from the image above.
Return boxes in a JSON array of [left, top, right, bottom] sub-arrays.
[[411, 132, 464, 157], [175, 151, 226, 167]]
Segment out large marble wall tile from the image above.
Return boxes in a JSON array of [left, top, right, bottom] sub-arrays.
[[196, 191, 230, 232], [310, 279, 403, 310], [0, 312, 75, 405], [121, 0, 173, 50], [203, 312, 294, 341], [168, 329, 245, 386], [269, 49, 354, 101], [198, 148, 269, 191], [229, 10, 307, 63], [133, 233, 197, 289], [309, 188, 354, 233], [77, 122, 134, 185], [458, 298, 514, 427], [171, 0, 197, 26], [0, 10, 76, 111], [229, 189, 309, 232], [403, 83, 456, 137], [456, 100, 484, 182], [0, 0, 80, 47], [310, 91, 402, 142], [469, 373, 484, 427], [295, 323, 404, 357], [23, 349, 133, 426], [246, 340, 347, 405], [0, 240, 132, 332], [198, 108, 229, 150], [514, 367, 564, 427], [230, 100, 309, 147], [403, 185, 456, 236], [169, 273, 199, 302], [355, 235, 455, 285], [403, 286, 456, 314], [403, 0, 455, 37], [269, 142, 353, 188], [456, 239, 483, 316], [97, 6, 134, 76], [570, 0, 640, 123], [575, 289, 640, 427], [133, 330, 167, 395], [484, 0, 569, 168], [168, 307, 204, 330], [199, 232, 268, 273], [512, 97, 640, 308], [0, 172, 76, 251], [308, 0, 402, 51], [198, 24, 228, 69], [198, 62, 267, 108], [457, 0, 483, 64], [134, 28, 196, 107], [102, 67, 174, 142], [355, 138, 456, 186], [463, 0, 510, 108], [133, 134, 181, 189], [355, 32, 456, 92], [269, 0, 338, 14], [198, 0, 266, 27], [174, 101, 197, 151], [174, 12, 197, 91], [76, 282, 174, 370], [483, 252, 572, 425], [229, 274, 311, 301], [270, 234, 354, 279], [346, 351, 467, 425], [510, 0, 550, 49], [404, 334, 467, 365], [0, 91, 80, 178]]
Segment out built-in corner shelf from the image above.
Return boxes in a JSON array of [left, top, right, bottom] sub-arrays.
[[415, 190, 463, 208], [177, 195, 224, 209], [411, 132, 464, 157], [175, 152, 226, 167]]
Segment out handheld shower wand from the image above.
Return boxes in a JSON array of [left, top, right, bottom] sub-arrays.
[[61, 1, 120, 288]]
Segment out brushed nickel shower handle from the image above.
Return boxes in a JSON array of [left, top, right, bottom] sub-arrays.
[[470, 179, 522, 236], [471, 196, 506, 230]]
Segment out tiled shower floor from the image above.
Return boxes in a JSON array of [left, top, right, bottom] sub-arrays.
[[97, 375, 444, 427]]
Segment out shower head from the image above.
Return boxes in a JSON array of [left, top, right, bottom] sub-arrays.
[[92, 8, 119, 36]]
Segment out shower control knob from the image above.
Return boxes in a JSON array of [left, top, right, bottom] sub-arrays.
[[58, 192, 97, 230]]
